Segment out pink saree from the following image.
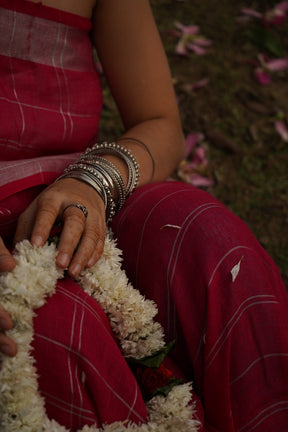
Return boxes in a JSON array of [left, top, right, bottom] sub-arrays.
[[0, 0, 148, 429], [1, 1, 288, 431]]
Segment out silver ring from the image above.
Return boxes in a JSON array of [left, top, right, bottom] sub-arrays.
[[63, 203, 88, 219]]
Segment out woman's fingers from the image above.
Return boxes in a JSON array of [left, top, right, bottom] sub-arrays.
[[0, 307, 17, 357], [56, 204, 88, 270], [56, 199, 106, 277], [14, 196, 59, 247], [14, 179, 106, 277], [0, 237, 15, 272], [0, 332, 17, 357], [68, 224, 105, 277]]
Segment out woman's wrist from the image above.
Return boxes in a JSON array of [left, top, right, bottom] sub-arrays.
[[56, 141, 140, 222]]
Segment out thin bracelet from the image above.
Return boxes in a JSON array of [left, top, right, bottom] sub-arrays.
[[87, 142, 140, 196], [116, 136, 155, 180]]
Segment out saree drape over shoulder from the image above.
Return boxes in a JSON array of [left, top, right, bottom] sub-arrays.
[[1, 1, 288, 431]]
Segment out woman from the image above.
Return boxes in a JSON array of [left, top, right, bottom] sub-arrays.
[[0, 0, 288, 430]]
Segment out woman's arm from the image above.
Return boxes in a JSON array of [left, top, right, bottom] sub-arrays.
[[0, 0, 185, 358], [92, 0, 185, 185]]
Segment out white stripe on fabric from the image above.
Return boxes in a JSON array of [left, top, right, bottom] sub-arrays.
[[0, 96, 98, 118], [52, 25, 67, 145], [60, 26, 74, 144], [56, 285, 114, 339], [8, 11, 26, 145], [239, 401, 288, 432], [166, 202, 222, 337], [0, 154, 80, 187], [230, 353, 288, 385], [0, 8, 95, 72], [127, 384, 139, 421], [34, 333, 146, 422], [208, 245, 252, 287], [75, 304, 86, 427], [168, 203, 223, 292], [134, 187, 191, 287], [68, 303, 78, 425], [206, 295, 279, 368], [41, 391, 97, 422]]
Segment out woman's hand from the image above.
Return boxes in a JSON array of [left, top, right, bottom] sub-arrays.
[[14, 178, 106, 278], [0, 178, 106, 359]]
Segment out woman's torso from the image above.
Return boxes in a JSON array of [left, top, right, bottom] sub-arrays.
[[26, 0, 97, 19], [0, 0, 103, 211]]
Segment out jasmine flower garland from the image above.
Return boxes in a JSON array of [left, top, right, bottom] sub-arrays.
[[0, 233, 201, 431]]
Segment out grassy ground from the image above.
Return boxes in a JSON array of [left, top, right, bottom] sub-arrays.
[[98, 0, 288, 287]]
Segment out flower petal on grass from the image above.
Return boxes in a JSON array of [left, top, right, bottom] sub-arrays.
[[175, 40, 189, 56], [187, 173, 214, 187], [265, 57, 288, 71], [185, 133, 203, 157], [174, 22, 200, 35], [187, 43, 208, 56], [276, 1, 288, 12], [254, 68, 271, 85], [275, 120, 288, 142], [240, 8, 263, 19]]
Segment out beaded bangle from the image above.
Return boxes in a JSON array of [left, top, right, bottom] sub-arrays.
[[84, 142, 140, 196], [79, 156, 126, 212], [57, 142, 140, 222]]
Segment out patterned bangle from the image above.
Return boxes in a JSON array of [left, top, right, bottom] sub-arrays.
[[56, 142, 139, 222], [79, 156, 126, 212], [83, 142, 140, 197], [61, 167, 117, 223], [72, 161, 126, 214]]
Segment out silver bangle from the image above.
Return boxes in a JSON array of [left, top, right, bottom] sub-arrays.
[[59, 168, 116, 222], [79, 156, 126, 211], [56, 141, 139, 222], [84, 142, 140, 196]]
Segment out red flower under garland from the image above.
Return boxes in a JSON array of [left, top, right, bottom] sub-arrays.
[[133, 362, 183, 401], [136, 363, 174, 395]]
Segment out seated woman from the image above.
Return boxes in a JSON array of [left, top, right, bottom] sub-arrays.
[[0, 0, 288, 431]]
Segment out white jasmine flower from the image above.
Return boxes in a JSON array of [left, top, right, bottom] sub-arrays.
[[0, 233, 198, 432]]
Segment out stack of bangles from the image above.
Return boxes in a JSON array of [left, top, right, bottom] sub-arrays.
[[57, 142, 140, 222]]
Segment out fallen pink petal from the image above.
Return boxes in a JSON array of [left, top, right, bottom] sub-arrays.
[[240, 7, 263, 19], [254, 68, 271, 85], [275, 120, 288, 142], [187, 43, 208, 56], [265, 57, 288, 72], [174, 21, 200, 35], [276, 1, 288, 12], [183, 78, 210, 93], [174, 21, 212, 56], [240, 3, 288, 26], [185, 133, 203, 157], [175, 40, 189, 56], [191, 147, 208, 166], [187, 173, 214, 187], [191, 37, 212, 47]]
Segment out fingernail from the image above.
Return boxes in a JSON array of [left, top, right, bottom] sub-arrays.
[[32, 235, 43, 247], [1, 344, 14, 356], [87, 257, 95, 267], [70, 263, 81, 277], [57, 253, 70, 268]]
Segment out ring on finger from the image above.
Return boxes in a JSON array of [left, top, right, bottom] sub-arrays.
[[63, 203, 88, 219]]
